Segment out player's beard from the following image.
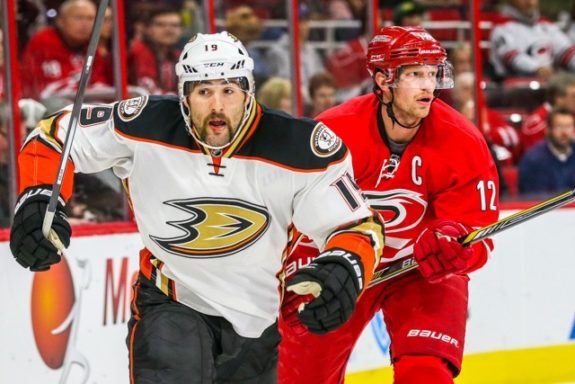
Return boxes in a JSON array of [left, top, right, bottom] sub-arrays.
[[193, 113, 236, 148]]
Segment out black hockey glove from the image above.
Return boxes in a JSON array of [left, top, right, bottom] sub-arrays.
[[285, 248, 364, 334], [10, 186, 71, 272]]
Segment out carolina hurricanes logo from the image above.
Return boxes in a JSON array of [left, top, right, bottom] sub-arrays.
[[151, 198, 271, 258], [365, 189, 427, 260], [364, 189, 427, 233]]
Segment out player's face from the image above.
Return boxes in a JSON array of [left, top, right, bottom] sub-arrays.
[[187, 79, 247, 147], [392, 65, 437, 121]]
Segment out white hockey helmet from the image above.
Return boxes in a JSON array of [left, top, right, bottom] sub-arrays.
[[175, 32, 256, 149]]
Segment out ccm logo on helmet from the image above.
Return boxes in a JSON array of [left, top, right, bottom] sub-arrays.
[[407, 329, 460, 347]]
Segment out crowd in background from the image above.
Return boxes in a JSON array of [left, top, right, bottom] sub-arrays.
[[1, 0, 575, 227]]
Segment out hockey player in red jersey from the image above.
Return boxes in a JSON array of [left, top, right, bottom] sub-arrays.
[[8, 32, 384, 383], [279, 26, 500, 384]]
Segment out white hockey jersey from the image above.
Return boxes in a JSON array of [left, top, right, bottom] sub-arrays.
[[19, 96, 383, 337], [489, 5, 575, 77]]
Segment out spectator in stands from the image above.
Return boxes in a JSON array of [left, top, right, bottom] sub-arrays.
[[265, 3, 325, 104], [417, 0, 460, 5], [324, 19, 370, 101], [328, 0, 367, 41], [326, 1, 425, 99], [519, 107, 575, 196], [564, 2, 575, 43], [451, 72, 510, 196], [127, 2, 157, 44], [16, 0, 41, 53], [179, 0, 204, 44], [449, 42, 473, 75], [222, 0, 285, 20], [224, 6, 269, 86], [127, 4, 183, 95], [440, 43, 473, 106], [521, 71, 575, 152], [489, 0, 575, 79], [393, 1, 426, 27], [98, 6, 114, 85], [257, 77, 292, 114], [305, 72, 337, 117], [454, 71, 522, 166], [21, 0, 113, 99]]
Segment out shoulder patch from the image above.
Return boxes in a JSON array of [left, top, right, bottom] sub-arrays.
[[117, 96, 149, 122], [310, 122, 342, 158]]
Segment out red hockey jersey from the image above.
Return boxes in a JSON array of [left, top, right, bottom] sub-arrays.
[[21, 27, 112, 99], [314, 94, 499, 271]]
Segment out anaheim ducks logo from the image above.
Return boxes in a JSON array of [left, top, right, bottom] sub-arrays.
[[117, 96, 148, 122], [150, 198, 271, 258], [310, 123, 342, 158]]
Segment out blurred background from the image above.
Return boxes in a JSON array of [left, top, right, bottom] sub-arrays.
[[0, 1, 574, 383]]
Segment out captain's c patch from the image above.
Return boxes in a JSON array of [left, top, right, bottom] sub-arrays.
[[310, 123, 342, 158]]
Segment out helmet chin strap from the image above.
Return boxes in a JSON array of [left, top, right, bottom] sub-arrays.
[[382, 88, 422, 130]]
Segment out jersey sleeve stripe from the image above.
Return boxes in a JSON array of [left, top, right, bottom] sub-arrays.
[[224, 103, 262, 157], [324, 216, 385, 291]]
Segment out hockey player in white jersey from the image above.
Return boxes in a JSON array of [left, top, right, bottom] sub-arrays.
[[9, 32, 384, 383]]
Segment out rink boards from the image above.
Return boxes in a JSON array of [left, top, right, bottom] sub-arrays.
[[0, 207, 574, 383]]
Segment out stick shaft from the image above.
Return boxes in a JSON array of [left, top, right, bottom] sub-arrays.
[[368, 188, 575, 287], [42, 0, 110, 238]]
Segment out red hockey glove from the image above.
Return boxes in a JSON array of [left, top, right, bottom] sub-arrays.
[[413, 220, 473, 283], [281, 286, 315, 336], [283, 248, 363, 334]]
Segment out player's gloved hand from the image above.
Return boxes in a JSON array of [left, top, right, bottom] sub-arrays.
[[413, 220, 472, 283], [281, 284, 315, 336], [285, 248, 364, 334], [10, 186, 71, 272]]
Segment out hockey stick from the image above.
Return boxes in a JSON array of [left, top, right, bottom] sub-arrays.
[[42, 0, 110, 251], [368, 188, 575, 287]]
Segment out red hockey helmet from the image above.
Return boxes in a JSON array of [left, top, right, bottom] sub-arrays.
[[367, 26, 454, 89]]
